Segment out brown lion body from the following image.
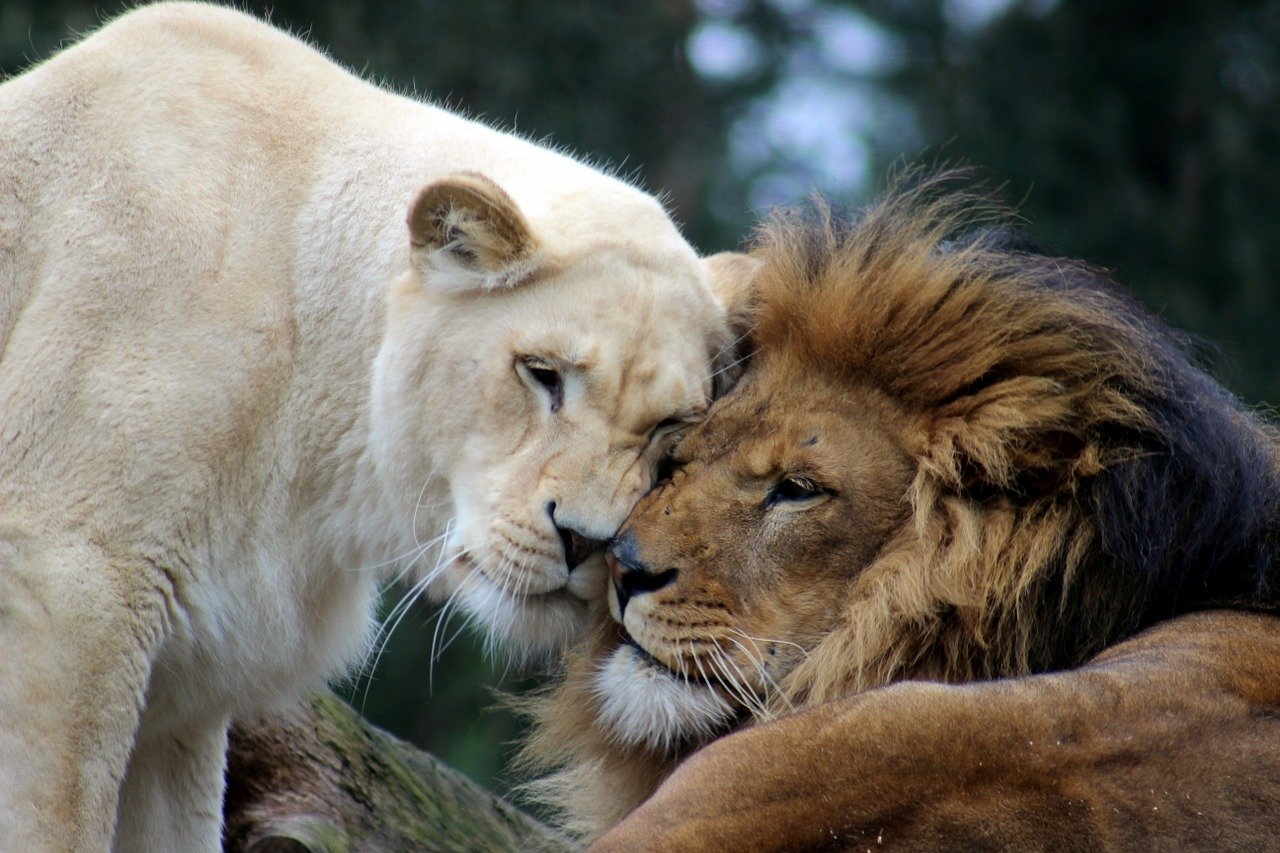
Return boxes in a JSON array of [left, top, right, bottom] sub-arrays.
[[596, 609, 1280, 851], [520, 182, 1280, 844]]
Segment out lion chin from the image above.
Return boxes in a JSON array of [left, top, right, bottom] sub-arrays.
[[519, 178, 1280, 840], [591, 639, 735, 752]]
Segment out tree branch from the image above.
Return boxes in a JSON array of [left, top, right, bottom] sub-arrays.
[[224, 693, 574, 852]]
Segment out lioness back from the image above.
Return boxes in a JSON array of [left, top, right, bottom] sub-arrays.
[[0, 4, 734, 849]]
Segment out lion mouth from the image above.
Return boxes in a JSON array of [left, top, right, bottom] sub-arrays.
[[618, 626, 716, 688], [594, 627, 744, 751]]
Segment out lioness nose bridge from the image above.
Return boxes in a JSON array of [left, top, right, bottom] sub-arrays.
[[545, 452, 646, 537]]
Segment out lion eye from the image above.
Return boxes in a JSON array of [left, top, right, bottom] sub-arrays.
[[518, 357, 564, 413], [765, 476, 825, 508]]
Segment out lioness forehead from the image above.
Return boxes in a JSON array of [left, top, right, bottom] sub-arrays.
[[488, 260, 723, 442], [596, 321, 719, 429]]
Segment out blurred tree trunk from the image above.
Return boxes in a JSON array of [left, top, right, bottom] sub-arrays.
[[223, 693, 574, 852]]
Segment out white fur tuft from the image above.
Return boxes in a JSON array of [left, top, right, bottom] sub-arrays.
[[455, 572, 589, 666], [419, 250, 539, 294], [592, 645, 734, 753]]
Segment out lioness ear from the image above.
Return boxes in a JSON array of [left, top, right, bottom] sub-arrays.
[[702, 251, 760, 398], [407, 172, 541, 293]]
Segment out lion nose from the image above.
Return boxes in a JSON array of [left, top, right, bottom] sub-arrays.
[[608, 533, 678, 615]]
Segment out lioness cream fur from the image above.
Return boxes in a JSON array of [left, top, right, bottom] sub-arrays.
[[0, 4, 734, 850]]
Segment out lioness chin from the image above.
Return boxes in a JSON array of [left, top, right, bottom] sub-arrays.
[[0, 4, 740, 849], [520, 184, 1280, 842]]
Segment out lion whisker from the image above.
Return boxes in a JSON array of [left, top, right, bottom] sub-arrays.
[[711, 640, 772, 720], [705, 646, 751, 713], [723, 635, 791, 717], [729, 627, 810, 660], [725, 630, 800, 714], [692, 643, 764, 723]]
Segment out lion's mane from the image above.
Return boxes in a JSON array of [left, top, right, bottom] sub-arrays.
[[762, 185, 1280, 705]]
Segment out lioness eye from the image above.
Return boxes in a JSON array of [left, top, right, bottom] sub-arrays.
[[765, 476, 825, 508], [654, 448, 682, 485], [519, 357, 564, 413], [652, 417, 684, 435]]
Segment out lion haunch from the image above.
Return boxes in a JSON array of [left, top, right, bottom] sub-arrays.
[[520, 182, 1280, 839], [0, 3, 739, 849]]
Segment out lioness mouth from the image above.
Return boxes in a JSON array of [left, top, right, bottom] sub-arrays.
[[559, 527, 604, 570], [467, 555, 575, 601]]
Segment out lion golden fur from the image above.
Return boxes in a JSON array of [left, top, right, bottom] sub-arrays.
[[519, 181, 1280, 839]]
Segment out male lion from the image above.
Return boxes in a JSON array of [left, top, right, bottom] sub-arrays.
[[0, 4, 738, 849], [521, 186, 1280, 845]]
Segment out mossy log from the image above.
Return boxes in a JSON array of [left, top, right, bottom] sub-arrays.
[[223, 692, 575, 852]]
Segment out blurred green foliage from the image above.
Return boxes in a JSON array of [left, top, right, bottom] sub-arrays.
[[5, 0, 1277, 793], [859, 0, 1280, 404]]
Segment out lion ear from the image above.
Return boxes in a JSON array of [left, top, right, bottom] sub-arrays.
[[916, 381, 1088, 495], [702, 251, 760, 398], [407, 172, 541, 293]]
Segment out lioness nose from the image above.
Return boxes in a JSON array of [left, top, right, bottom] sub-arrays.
[[608, 533, 678, 614]]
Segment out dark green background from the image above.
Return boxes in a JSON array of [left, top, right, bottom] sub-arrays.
[[5, 0, 1278, 796]]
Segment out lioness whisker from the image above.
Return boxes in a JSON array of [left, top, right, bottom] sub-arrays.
[[366, 541, 444, 667], [428, 562, 478, 691], [357, 570, 434, 709], [423, 543, 486, 671], [708, 326, 752, 365], [706, 348, 754, 384], [350, 477, 449, 578], [350, 518, 444, 578]]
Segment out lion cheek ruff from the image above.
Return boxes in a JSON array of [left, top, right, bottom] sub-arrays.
[[592, 645, 735, 753]]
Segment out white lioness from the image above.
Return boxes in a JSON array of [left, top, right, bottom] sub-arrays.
[[0, 3, 738, 850]]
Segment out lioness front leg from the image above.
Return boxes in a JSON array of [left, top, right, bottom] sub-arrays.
[[0, 532, 161, 851], [114, 720, 229, 852]]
